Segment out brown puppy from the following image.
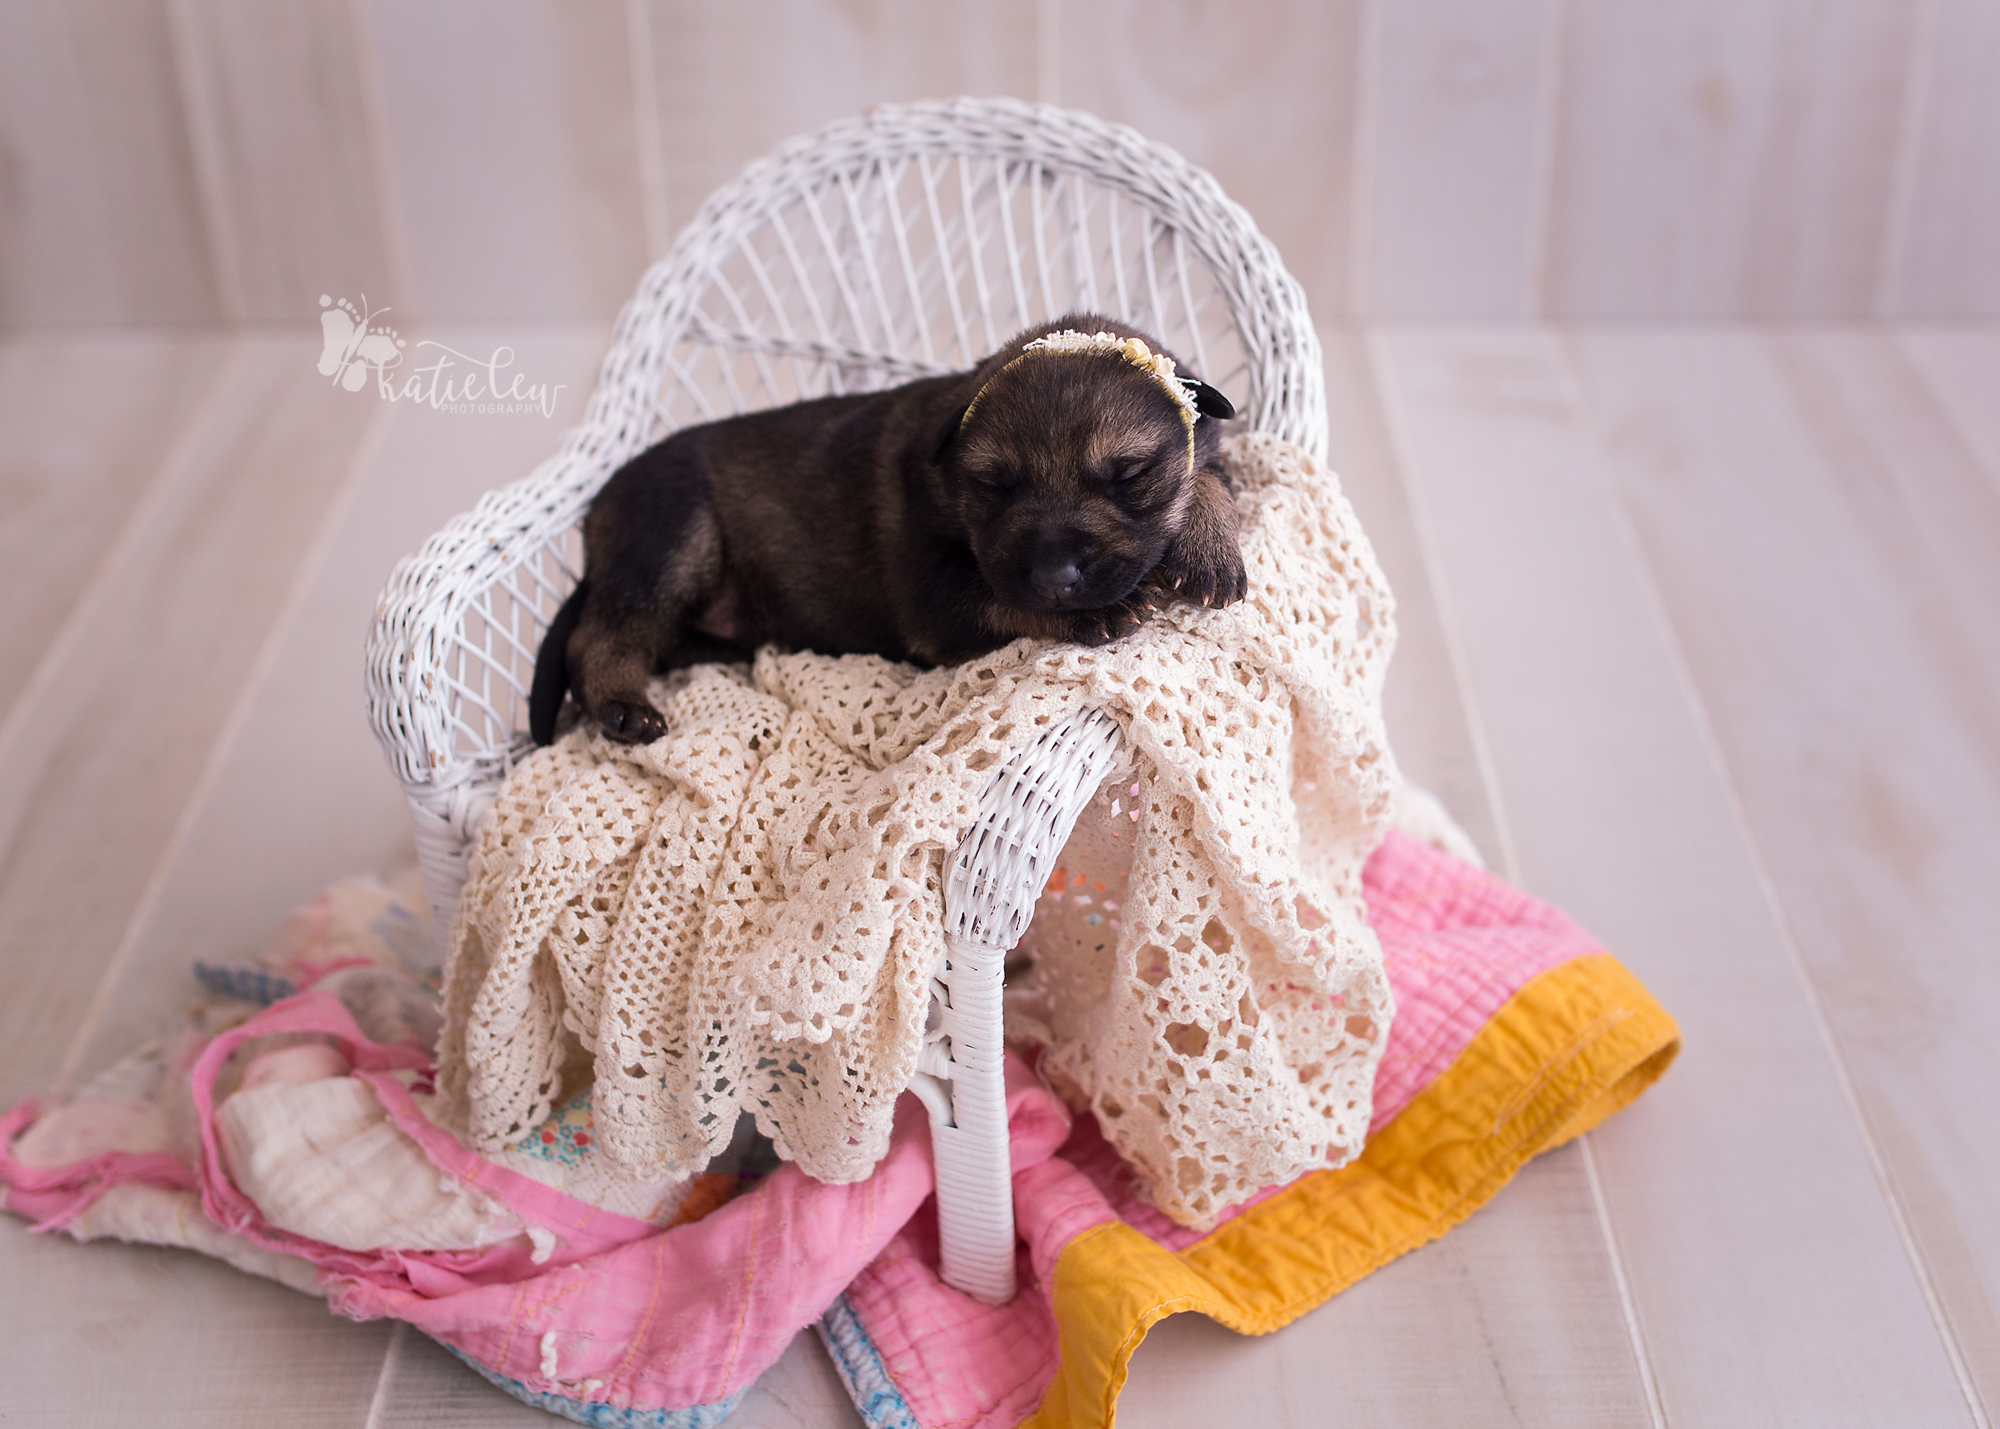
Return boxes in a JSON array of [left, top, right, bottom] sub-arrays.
[[530, 313, 1245, 745]]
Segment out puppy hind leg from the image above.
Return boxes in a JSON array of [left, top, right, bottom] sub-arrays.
[[567, 613, 670, 743], [570, 503, 725, 744]]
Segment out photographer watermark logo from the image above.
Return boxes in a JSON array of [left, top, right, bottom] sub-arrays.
[[317, 294, 565, 417]]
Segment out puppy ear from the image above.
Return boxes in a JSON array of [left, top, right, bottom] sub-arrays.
[[929, 405, 969, 466], [1179, 378, 1236, 421]]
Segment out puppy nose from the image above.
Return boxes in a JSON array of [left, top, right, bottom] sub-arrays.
[[1033, 558, 1083, 599]]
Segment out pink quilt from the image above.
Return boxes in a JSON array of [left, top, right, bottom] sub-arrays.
[[0, 832, 1670, 1429]]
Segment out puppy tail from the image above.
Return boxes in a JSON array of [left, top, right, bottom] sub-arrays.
[[529, 580, 588, 745]]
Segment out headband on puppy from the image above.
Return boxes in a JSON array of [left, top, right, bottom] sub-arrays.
[[1017, 329, 1202, 422], [956, 329, 1232, 438]]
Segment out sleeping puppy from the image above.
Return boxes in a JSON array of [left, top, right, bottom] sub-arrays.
[[529, 313, 1245, 746]]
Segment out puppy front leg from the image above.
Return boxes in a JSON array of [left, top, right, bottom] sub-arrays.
[[1148, 466, 1246, 608], [974, 588, 1162, 650], [1068, 587, 1161, 645]]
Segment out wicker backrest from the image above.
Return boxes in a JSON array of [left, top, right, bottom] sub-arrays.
[[366, 97, 1325, 865]]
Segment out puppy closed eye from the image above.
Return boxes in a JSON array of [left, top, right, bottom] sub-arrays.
[[1107, 460, 1150, 485]]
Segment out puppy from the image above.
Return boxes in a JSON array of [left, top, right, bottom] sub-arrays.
[[530, 313, 1245, 746]]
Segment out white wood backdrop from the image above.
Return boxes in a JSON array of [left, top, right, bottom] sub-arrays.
[[5, 0, 2000, 327], [2, 3, 1998, 1427]]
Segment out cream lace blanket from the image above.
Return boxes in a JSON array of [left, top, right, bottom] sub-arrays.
[[438, 432, 1399, 1227]]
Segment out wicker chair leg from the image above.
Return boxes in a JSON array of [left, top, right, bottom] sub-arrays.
[[914, 708, 1124, 1302], [913, 935, 1018, 1304]]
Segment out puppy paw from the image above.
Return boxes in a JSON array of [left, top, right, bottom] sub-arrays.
[[1074, 589, 1160, 646], [595, 697, 667, 744], [1149, 543, 1247, 610]]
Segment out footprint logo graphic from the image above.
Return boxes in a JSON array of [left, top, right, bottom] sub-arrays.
[[318, 294, 405, 392], [317, 295, 360, 377]]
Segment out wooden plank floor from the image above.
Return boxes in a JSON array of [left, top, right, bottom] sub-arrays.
[[0, 322, 1991, 1427]]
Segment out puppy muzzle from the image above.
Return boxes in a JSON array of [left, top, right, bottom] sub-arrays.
[[980, 527, 1140, 612]]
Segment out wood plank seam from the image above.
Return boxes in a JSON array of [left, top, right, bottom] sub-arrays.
[[161, 0, 246, 324], [0, 342, 254, 849], [623, 0, 673, 261], [1036, 0, 1061, 106], [1579, 1134, 1667, 1429], [51, 394, 395, 1093], [1875, 0, 1947, 317], [364, 1321, 409, 1429], [1552, 324, 1996, 1429], [1361, 329, 1522, 881], [1896, 329, 2000, 501], [1345, 0, 1385, 317], [346, 0, 417, 323], [1363, 324, 1664, 1422], [1529, 0, 1576, 321], [1366, 323, 1667, 1425]]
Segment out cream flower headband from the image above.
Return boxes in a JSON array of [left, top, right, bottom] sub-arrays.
[[957, 329, 1208, 440]]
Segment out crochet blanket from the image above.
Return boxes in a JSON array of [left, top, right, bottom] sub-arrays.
[[442, 432, 1398, 1226]]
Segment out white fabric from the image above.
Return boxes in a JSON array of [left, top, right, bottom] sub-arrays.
[[58, 1183, 325, 1295], [215, 1074, 695, 1252], [439, 433, 1398, 1226], [217, 1076, 522, 1253]]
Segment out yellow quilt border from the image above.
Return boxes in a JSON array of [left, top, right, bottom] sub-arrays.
[[1024, 952, 1681, 1429]]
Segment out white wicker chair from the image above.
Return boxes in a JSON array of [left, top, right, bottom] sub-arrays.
[[365, 96, 1325, 1304]]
